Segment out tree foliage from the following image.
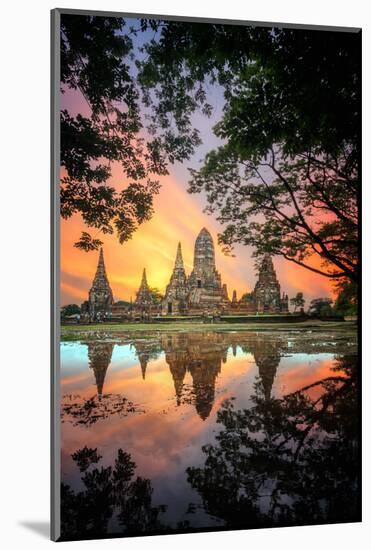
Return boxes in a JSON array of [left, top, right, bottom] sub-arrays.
[[115, 299, 132, 307], [60, 15, 201, 251], [61, 303, 81, 317], [290, 292, 305, 312], [139, 23, 360, 282], [308, 297, 333, 317], [148, 286, 163, 305], [333, 280, 358, 316]]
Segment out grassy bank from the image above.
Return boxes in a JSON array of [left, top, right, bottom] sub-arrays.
[[61, 319, 356, 341]]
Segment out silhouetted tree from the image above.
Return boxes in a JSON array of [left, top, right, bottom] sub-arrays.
[[61, 304, 81, 317], [139, 24, 360, 282], [334, 280, 358, 316], [60, 15, 201, 251], [290, 292, 305, 312], [308, 297, 334, 317]]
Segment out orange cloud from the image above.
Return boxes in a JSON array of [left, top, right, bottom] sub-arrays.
[[60, 171, 334, 307]]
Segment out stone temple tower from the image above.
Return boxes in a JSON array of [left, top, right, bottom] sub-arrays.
[[162, 242, 189, 315], [188, 227, 227, 311], [134, 268, 153, 312], [252, 254, 288, 312], [86, 248, 114, 318]]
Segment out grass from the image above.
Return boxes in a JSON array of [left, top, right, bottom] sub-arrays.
[[61, 319, 356, 339]]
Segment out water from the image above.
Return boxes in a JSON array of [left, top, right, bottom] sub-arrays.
[[60, 329, 359, 540]]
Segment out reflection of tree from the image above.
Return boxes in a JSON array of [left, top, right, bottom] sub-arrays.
[[61, 341, 147, 427], [186, 355, 359, 528], [61, 394, 142, 427], [61, 446, 167, 540]]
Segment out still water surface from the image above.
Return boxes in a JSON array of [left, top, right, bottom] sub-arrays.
[[60, 330, 359, 539]]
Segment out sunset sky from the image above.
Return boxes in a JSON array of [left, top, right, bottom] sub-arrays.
[[60, 17, 334, 308]]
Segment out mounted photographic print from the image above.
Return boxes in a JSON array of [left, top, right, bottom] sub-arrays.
[[51, 8, 361, 542]]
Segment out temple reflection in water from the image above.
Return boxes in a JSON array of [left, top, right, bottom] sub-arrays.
[[88, 341, 114, 397], [85, 332, 288, 420], [61, 330, 359, 538]]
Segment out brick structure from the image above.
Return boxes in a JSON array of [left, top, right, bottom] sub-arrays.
[[81, 248, 114, 320], [162, 243, 189, 315], [134, 268, 154, 314], [161, 332, 227, 420], [81, 230, 290, 320], [251, 254, 289, 313], [188, 227, 228, 312]]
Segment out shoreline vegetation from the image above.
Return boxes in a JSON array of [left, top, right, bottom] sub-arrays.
[[61, 319, 357, 341]]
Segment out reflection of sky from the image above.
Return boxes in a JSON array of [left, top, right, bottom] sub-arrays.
[[61, 336, 340, 528], [110, 344, 148, 370], [60, 342, 88, 375], [60, 15, 334, 307]]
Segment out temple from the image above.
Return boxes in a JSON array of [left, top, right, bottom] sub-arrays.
[[238, 254, 289, 313], [81, 228, 289, 319], [160, 228, 288, 315], [81, 248, 114, 320], [187, 227, 230, 312], [161, 242, 189, 315], [134, 268, 154, 313], [161, 332, 226, 420], [134, 332, 286, 419], [87, 341, 114, 397], [249, 337, 283, 400]]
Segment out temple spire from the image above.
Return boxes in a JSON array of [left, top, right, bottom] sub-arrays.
[[134, 268, 153, 308], [139, 355, 148, 380], [93, 248, 107, 282], [222, 283, 229, 301], [161, 243, 188, 315], [85, 247, 114, 319], [253, 254, 284, 313], [140, 268, 149, 289], [174, 242, 185, 270], [88, 342, 114, 398]]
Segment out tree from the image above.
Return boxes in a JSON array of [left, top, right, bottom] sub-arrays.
[[115, 300, 131, 307], [334, 280, 358, 316], [60, 16, 201, 251], [139, 23, 360, 283], [148, 287, 163, 305], [61, 304, 81, 317], [240, 291, 253, 301], [308, 297, 333, 317], [290, 292, 305, 313]]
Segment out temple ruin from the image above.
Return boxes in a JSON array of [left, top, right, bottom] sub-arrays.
[[81, 248, 114, 320], [82, 227, 289, 319]]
